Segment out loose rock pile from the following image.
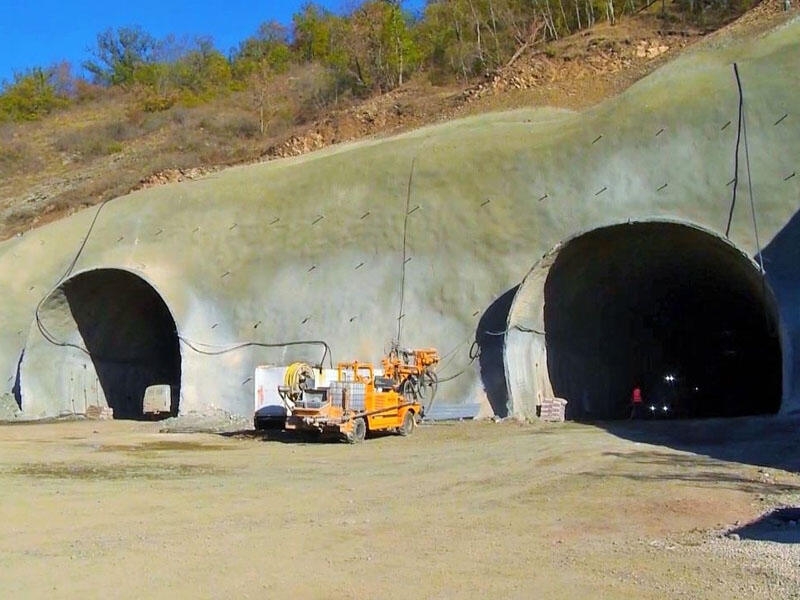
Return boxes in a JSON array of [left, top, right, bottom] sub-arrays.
[[137, 167, 215, 190], [460, 34, 687, 103], [159, 408, 252, 434]]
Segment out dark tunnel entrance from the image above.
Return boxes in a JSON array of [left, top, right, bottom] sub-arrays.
[[60, 269, 181, 419], [543, 222, 782, 421]]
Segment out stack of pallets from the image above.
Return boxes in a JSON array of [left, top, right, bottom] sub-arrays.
[[539, 398, 567, 422]]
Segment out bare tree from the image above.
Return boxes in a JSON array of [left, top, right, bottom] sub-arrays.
[[585, 0, 596, 27], [249, 63, 287, 135]]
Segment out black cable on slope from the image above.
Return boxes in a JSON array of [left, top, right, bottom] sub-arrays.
[[31, 197, 335, 369], [395, 156, 416, 347], [725, 63, 745, 239], [482, 324, 546, 336], [178, 337, 333, 369], [733, 63, 775, 338], [737, 70, 764, 275], [34, 197, 116, 355]]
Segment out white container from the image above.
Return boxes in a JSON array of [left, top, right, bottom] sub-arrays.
[[254, 365, 340, 416], [254, 366, 290, 419]]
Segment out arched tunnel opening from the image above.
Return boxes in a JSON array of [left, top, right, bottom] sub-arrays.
[[541, 222, 782, 421], [39, 269, 181, 419]]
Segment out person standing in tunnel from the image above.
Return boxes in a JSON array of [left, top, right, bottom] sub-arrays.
[[630, 386, 644, 419]]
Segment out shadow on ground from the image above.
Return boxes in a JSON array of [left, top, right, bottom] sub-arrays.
[[729, 506, 800, 544], [600, 415, 800, 473], [579, 449, 800, 496], [221, 429, 333, 444], [221, 428, 405, 444]]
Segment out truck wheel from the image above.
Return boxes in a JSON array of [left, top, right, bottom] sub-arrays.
[[349, 418, 366, 444], [398, 410, 415, 437], [418, 370, 438, 402], [400, 377, 418, 401]]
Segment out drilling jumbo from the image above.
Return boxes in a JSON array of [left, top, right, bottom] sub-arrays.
[[275, 347, 439, 443]]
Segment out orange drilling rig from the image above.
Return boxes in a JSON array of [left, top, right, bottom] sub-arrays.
[[277, 347, 439, 443], [382, 346, 440, 402]]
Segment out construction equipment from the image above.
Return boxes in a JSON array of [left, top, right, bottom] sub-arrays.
[[381, 346, 440, 404], [253, 363, 337, 430], [274, 348, 439, 443]]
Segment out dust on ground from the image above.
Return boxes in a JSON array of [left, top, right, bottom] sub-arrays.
[[0, 417, 797, 599]]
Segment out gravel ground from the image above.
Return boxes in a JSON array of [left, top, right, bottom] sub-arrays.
[[0, 418, 798, 598], [697, 531, 800, 598]]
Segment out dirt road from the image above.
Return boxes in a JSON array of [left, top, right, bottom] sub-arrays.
[[0, 418, 797, 599]]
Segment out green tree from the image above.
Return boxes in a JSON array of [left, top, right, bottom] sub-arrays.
[[229, 22, 296, 131], [381, 1, 421, 86], [0, 67, 70, 122], [232, 21, 293, 81], [293, 4, 335, 62], [84, 26, 157, 86], [341, 1, 420, 92], [417, 0, 483, 82], [169, 37, 233, 100]]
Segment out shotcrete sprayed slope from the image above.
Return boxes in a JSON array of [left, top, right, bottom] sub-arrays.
[[1, 18, 798, 419]]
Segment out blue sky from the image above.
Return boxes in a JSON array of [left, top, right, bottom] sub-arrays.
[[0, 0, 425, 85]]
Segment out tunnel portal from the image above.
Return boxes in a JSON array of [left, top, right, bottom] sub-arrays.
[[44, 269, 181, 419], [541, 222, 781, 421]]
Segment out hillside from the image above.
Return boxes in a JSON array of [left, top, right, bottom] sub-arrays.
[[0, 1, 794, 241]]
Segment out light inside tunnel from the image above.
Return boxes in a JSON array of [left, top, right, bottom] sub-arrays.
[[53, 269, 181, 419], [542, 223, 782, 421]]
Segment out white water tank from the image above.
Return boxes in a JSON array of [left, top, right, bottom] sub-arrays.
[[253, 365, 339, 424]]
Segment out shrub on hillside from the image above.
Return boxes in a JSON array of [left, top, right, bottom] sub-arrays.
[[199, 112, 261, 139], [0, 137, 42, 176], [53, 120, 143, 159], [0, 68, 70, 122]]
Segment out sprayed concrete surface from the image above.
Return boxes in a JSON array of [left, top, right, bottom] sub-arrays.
[[0, 19, 798, 421], [0, 419, 798, 599]]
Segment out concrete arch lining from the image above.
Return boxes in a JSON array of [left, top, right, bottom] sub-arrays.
[[504, 220, 784, 421], [20, 268, 182, 419]]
